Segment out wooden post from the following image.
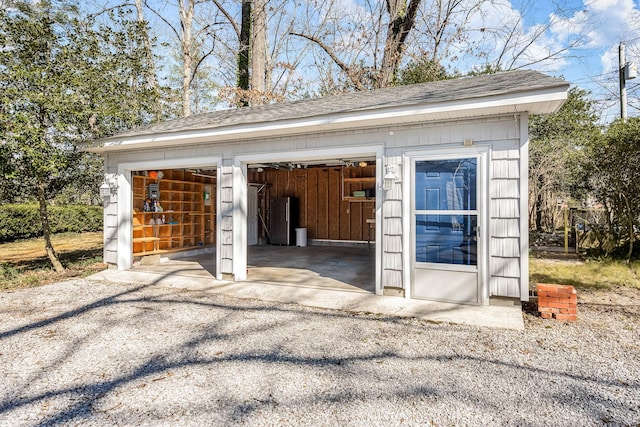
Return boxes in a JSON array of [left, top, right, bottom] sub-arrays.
[[564, 203, 569, 254]]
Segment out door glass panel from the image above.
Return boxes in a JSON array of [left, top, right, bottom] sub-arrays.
[[414, 158, 478, 266], [415, 159, 477, 211], [415, 214, 477, 265]]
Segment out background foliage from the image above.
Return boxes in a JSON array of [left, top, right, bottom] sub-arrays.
[[0, 204, 103, 242]]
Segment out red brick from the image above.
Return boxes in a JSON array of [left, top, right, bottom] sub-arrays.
[[557, 285, 576, 294], [538, 306, 553, 313], [566, 308, 578, 315], [537, 283, 557, 291], [540, 312, 553, 319], [555, 302, 569, 309], [553, 313, 578, 321]]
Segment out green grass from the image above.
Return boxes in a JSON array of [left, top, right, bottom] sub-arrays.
[[529, 257, 640, 291], [1, 232, 639, 293], [0, 232, 105, 291]]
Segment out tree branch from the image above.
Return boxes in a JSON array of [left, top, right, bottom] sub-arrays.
[[289, 31, 366, 91], [211, 0, 240, 38]]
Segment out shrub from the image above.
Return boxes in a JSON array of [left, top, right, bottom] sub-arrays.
[[0, 204, 103, 242]]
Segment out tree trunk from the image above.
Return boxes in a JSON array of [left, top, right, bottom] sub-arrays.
[[625, 196, 634, 264], [535, 191, 543, 232], [179, 0, 194, 117], [37, 179, 65, 273], [237, 0, 251, 105], [134, 0, 161, 121], [250, 0, 267, 104], [378, 0, 421, 88]]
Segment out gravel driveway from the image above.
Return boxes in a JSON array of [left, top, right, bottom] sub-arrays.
[[0, 279, 638, 426]]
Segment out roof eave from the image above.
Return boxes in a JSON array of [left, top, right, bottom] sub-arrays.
[[86, 85, 568, 154]]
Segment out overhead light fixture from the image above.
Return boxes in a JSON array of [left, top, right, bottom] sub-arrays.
[[359, 161, 368, 167]]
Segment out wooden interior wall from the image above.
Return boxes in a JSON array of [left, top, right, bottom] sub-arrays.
[[137, 169, 216, 246], [249, 165, 375, 242]]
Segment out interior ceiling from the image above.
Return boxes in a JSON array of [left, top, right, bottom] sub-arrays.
[[248, 158, 375, 171], [184, 168, 216, 178]]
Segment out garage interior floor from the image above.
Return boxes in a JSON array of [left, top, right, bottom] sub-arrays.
[[129, 245, 375, 293]]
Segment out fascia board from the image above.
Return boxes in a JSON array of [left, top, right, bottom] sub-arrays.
[[86, 86, 568, 153]]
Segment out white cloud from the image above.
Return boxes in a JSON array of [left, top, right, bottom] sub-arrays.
[[552, 0, 640, 49], [442, 0, 571, 72], [548, 0, 640, 81]]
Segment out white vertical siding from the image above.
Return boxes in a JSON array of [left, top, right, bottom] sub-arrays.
[[220, 163, 234, 274], [104, 194, 118, 265], [103, 161, 118, 266], [489, 133, 523, 299], [382, 153, 403, 288]]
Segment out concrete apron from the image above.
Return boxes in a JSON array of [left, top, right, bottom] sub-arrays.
[[90, 246, 524, 330]]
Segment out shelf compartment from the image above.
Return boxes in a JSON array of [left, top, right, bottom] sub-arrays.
[[343, 177, 376, 183], [132, 171, 209, 256], [342, 197, 375, 203]]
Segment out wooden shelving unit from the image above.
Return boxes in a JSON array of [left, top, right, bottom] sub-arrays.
[[342, 172, 376, 203], [132, 174, 208, 256]]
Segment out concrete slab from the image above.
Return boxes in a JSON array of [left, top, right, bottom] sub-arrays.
[[90, 247, 524, 329]]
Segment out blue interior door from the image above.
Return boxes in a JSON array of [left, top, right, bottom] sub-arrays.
[[412, 157, 480, 304]]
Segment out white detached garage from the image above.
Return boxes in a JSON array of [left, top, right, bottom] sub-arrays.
[[88, 70, 569, 306]]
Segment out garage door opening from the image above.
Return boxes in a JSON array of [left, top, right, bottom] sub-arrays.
[[130, 168, 217, 270], [245, 160, 376, 293]]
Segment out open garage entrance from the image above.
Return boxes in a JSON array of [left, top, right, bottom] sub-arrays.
[[243, 158, 379, 293], [130, 168, 217, 263]]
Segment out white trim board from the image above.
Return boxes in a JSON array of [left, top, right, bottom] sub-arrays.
[[90, 88, 566, 153]]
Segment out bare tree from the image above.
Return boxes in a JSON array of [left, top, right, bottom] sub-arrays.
[[143, 0, 219, 116], [251, 0, 267, 98], [134, 0, 162, 120], [212, 0, 299, 106], [290, 0, 425, 90], [452, 0, 588, 73]]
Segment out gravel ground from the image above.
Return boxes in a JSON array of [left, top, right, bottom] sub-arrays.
[[0, 279, 638, 427]]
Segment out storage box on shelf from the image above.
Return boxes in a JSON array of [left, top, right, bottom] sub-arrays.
[[132, 172, 210, 256]]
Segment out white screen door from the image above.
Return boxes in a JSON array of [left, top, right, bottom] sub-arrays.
[[411, 156, 480, 304]]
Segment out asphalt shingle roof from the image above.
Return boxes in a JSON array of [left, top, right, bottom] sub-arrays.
[[104, 70, 568, 141]]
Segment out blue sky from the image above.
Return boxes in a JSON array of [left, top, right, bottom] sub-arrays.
[[508, 0, 640, 122], [89, 0, 640, 122]]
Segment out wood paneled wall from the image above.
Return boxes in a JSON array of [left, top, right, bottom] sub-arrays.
[[249, 166, 376, 242]]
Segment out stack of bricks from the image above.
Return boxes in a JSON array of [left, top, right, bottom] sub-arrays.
[[536, 283, 578, 321]]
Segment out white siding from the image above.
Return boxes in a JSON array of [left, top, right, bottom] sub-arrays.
[[104, 195, 118, 265], [382, 153, 403, 288], [489, 135, 523, 298], [220, 163, 234, 275], [490, 219, 520, 238]]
